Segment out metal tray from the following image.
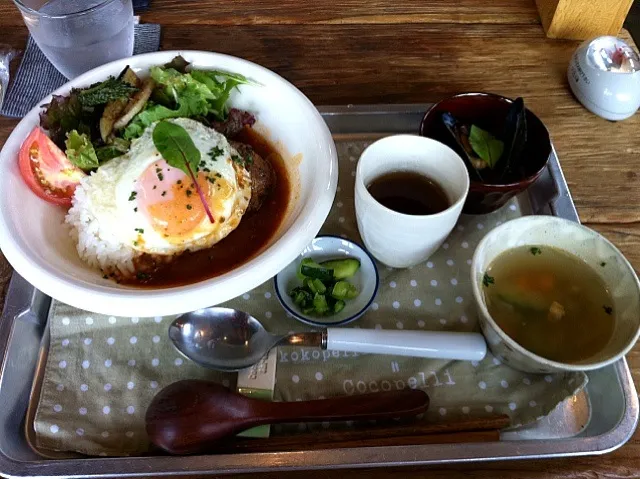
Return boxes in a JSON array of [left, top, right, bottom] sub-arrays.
[[0, 104, 637, 478]]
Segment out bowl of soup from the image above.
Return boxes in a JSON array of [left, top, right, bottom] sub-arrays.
[[471, 215, 640, 373]]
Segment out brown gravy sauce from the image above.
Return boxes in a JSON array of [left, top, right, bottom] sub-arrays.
[[127, 128, 290, 287]]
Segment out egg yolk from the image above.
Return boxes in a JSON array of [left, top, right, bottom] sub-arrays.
[[137, 160, 212, 239]]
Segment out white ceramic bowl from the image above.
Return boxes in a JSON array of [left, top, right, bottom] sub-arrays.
[[274, 235, 379, 327], [0, 51, 338, 317], [471, 215, 640, 373]]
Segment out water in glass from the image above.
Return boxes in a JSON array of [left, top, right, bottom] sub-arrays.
[[17, 0, 134, 79]]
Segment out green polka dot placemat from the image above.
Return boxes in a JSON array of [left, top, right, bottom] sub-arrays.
[[33, 140, 587, 457]]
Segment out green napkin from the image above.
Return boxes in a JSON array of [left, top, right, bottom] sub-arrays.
[[33, 140, 587, 456]]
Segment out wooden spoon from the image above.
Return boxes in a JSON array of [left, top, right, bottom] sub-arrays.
[[145, 380, 429, 455]]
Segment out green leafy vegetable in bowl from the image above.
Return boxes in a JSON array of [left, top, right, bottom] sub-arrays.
[[290, 257, 361, 316], [441, 97, 528, 183]]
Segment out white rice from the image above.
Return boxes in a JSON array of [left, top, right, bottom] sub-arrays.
[[66, 180, 137, 279]]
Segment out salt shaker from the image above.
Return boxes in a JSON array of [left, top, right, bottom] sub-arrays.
[[568, 36, 640, 121]]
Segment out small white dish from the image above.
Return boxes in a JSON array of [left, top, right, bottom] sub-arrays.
[[274, 235, 379, 327], [471, 215, 640, 373]]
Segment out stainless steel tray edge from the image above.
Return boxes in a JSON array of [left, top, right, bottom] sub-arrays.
[[0, 104, 637, 478]]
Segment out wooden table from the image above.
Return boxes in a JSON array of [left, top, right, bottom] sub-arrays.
[[1, 1, 639, 477]]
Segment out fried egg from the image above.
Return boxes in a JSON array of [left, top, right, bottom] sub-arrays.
[[69, 118, 251, 262]]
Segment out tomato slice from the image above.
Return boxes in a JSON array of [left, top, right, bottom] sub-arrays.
[[18, 127, 86, 207]]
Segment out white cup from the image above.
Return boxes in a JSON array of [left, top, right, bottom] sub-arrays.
[[354, 135, 470, 268]]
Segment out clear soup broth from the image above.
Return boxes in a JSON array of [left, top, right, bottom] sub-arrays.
[[483, 245, 615, 363]]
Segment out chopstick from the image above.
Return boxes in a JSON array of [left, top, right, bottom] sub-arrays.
[[217, 414, 510, 453]]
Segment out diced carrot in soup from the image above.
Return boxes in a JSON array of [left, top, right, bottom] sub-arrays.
[[533, 272, 555, 292], [515, 275, 532, 290]]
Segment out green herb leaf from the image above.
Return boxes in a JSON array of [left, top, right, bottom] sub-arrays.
[[469, 125, 504, 169], [209, 146, 224, 160], [78, 77, 138, 107], [152, 120, 215, 223], [530, 247, 542, 256], [65, 130, 99, 170], [483, 273, 495, 287], [231, 152, 254, 168], [152, 121, 201, 177]]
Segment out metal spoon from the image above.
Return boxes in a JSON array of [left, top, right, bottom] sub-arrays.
[[169, 307, 487, 371]]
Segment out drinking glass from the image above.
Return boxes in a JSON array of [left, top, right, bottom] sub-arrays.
[[13, 0, 134, 79]]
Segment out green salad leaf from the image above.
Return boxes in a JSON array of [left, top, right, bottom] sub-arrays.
[[123, 67, 213, 139], [39, 56, 259, 165], [65, 130, 99, 170], [469, 125, 504, 169], [151, 67, 217, 104], [190, 70, 254, 119], [123, 66, 256, 140]]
